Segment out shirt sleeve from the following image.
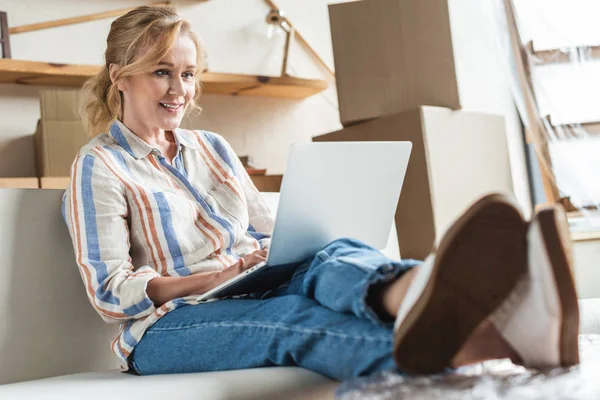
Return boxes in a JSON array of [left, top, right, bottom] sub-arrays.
[[206, 132, 275, 250], [63, 152, 161, 324]]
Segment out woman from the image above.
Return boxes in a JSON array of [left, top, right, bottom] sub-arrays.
[[64, 5, 579, 379]]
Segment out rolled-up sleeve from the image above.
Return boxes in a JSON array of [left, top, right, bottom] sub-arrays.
[[63, 153, 160, 324]]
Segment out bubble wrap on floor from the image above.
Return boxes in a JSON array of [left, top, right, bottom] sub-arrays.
[[336, 335, 600, 400]]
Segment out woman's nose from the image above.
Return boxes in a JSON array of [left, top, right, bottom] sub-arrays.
[[169, 77, 186, 96]]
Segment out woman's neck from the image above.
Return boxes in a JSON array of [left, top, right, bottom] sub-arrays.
[[120, 115, 172, 148]]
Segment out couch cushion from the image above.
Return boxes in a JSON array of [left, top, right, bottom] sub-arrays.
[[0, 189, 120, 385], [0, 367, 333, 400]]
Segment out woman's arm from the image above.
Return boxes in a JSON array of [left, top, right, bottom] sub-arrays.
[[64, 153, 165, 323], [146, 272, 220, 307], [65, 152, 269, 319], [146, 249, 267, 305]]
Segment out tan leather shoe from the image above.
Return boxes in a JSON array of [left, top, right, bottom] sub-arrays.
[[393, 193, 528, 374], [490, 205, 580, 368]]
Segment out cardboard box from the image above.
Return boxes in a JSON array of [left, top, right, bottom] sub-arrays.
[[313, 106, 513, 260], [36, 89, 88, 177], [0, 178, 39, 188], [40, 89, 81, 121], [251, 175, 283, 193], [329, 0, 461, 126]]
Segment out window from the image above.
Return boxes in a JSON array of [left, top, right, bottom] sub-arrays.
[[507, 0, 600, 218]]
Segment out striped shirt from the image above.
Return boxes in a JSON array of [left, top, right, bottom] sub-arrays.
[[63, 120, 274, 368]]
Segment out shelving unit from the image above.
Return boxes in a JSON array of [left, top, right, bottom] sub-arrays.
[[0, 59, 328, 99]]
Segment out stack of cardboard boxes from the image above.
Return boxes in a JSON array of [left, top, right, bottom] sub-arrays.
[[0, 89, 87, 190], [36, 89, 88, 189], [313, 0, 514, 260]]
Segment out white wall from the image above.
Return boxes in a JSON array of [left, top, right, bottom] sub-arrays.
[[449, 0, 532, 216], [0, 0, 529, 212]]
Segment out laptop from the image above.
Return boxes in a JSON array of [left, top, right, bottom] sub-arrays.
[[197, 141, 412, 301]]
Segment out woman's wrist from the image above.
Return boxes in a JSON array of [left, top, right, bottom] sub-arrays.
[[147, 272, 222, 307], [190, 271, 223, 295]]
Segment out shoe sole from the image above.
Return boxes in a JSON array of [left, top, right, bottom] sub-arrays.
[[393, 193, 527, 374], [536, 206, 580, 366]]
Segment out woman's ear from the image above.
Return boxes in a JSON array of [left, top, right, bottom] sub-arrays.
[[108, 63, 127, 92]]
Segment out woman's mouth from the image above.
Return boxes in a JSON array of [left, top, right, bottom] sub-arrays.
[[159, 103, 183, 112]]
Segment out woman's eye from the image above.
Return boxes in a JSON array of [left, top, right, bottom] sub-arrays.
[[154, 69, 169, 77], [182, 72, 195, 80]]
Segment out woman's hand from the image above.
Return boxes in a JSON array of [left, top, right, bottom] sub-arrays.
[[240, 249, 268, 268], [149, 249, 269, 305], [216, 249, 268, 283], [193, 249, 269, 297]]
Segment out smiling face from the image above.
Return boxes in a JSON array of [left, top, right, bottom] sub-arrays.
[[117, 34, 198, 134]]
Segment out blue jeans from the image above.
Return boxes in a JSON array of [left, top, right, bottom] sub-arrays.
[[129, 238, 421, 381]]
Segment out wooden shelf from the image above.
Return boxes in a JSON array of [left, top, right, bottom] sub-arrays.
[[0, 178, 39, 189], [0, 59, 328, 99]]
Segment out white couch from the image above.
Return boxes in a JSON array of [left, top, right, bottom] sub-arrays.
[[0, 188, 598, 399], [0, 189, 401, 399]]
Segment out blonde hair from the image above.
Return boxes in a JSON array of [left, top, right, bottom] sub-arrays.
[[80, 5, 204, 137]]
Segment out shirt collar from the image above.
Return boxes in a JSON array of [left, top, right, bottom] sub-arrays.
[[108, 120, 198, 159], [175, 128, 199, 151]]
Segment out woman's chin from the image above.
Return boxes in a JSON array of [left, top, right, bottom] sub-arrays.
[[158, 116, 184, 130]]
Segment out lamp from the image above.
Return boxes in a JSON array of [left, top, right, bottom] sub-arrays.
[[262, 0, 334, 81], [265, 8, 295, 77]]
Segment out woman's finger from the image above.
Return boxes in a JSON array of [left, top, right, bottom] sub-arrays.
[[254, 249, 268, 257]]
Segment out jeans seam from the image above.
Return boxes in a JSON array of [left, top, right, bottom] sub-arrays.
[[148, 321, 392, 342]]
